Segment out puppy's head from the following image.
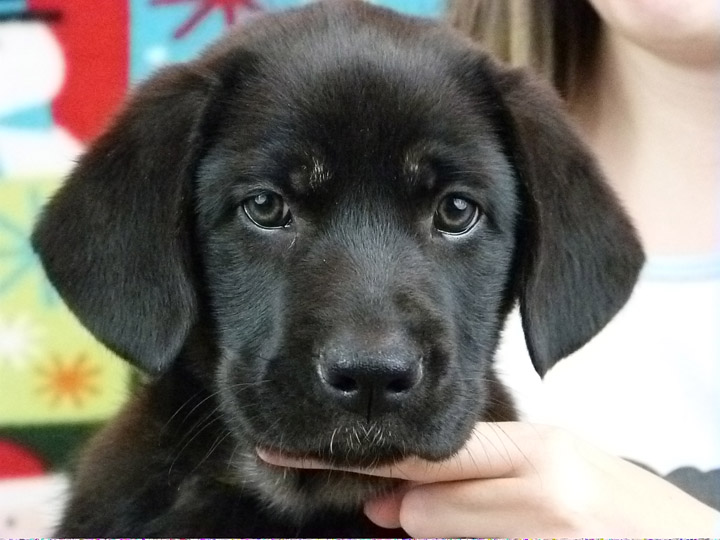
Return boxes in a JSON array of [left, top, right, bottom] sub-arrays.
[[32, 1, 643, 518]]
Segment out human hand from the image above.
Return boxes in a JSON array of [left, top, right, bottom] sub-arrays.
[[258, 422, 720, 537]]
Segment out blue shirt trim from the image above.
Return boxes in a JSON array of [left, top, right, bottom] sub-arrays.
[[642, 253, 720, 282]]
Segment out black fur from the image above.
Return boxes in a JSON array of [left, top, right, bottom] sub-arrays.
[[32, 1, 644, 536]]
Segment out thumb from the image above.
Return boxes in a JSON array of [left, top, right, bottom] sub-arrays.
[[364, 490, 405, 529]]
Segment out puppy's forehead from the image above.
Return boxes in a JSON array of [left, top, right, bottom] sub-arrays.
[[285, 146, 436, 196], [209, 4, 499, 197], [288, 155, 331, 193], [264, 30, 471, 131]]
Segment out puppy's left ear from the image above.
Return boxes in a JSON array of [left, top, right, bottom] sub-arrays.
[[32, 65, 216, 373], [490, 66, 645, 377]]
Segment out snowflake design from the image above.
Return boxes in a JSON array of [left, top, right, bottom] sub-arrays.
[[0, 313, 43, 369], [36, 353, 100, 407], [0, 188, 58, 306], [151, 0, 261, 39]]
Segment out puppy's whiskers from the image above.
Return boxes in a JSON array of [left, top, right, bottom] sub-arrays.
[[160, 389, 206, 435], [488, 421, 539, 478], [168, 413, 221, 479], [191, 430, 232, 475], [329, 427, 339, 456]]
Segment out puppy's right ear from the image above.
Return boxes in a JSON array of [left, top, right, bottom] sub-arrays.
[[32, 65, 216, 373]]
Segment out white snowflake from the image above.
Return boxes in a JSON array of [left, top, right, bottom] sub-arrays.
[[0, 314, 43, 370]]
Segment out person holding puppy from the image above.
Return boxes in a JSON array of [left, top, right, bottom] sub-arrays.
[[261, 0, 720, 535]]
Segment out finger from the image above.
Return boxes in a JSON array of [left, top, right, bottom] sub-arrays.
[[257, 422, 549, 482], [397, 477, 554, 538], [363, 491, 404, 529]]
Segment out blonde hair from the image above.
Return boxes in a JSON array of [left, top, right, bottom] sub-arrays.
[[446, 0, 601, 100]]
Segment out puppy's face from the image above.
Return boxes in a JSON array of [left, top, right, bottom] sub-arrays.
[[194, 36, 519, 510], [32, 0, 644, 521]]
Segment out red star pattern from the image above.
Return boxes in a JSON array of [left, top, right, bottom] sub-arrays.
[[151, 0, 261, 39]]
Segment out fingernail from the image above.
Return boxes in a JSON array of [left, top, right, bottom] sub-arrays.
[[256, 448, 287, 464], [256, 448, 310, 468]]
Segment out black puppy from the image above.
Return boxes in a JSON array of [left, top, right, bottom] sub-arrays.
[[32, 1, 644, 536]]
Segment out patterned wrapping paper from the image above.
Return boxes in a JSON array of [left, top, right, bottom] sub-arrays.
[[0, 0, 440, 507]]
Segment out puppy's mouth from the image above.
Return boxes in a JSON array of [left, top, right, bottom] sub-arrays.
[[255, 432, 409, 470]]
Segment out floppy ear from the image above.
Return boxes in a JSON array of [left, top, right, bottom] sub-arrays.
[[32, 65, 216, 373], [494, 68, 645, 377]]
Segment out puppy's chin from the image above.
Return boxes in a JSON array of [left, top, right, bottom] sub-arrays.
[[230, 450, 405, 521], [226, 420, 442, 519]]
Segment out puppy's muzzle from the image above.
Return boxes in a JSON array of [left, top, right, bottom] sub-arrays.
[[316, 331, 423, 419]]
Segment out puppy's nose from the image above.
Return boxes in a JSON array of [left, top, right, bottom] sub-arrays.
[[316, 338, 423, 418]]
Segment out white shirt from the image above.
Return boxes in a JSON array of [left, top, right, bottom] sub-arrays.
[[496, 254, 720, 507]]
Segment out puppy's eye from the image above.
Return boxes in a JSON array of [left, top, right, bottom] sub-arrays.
[[243, 192, 292, 229], [434, 194, 481, 235]]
